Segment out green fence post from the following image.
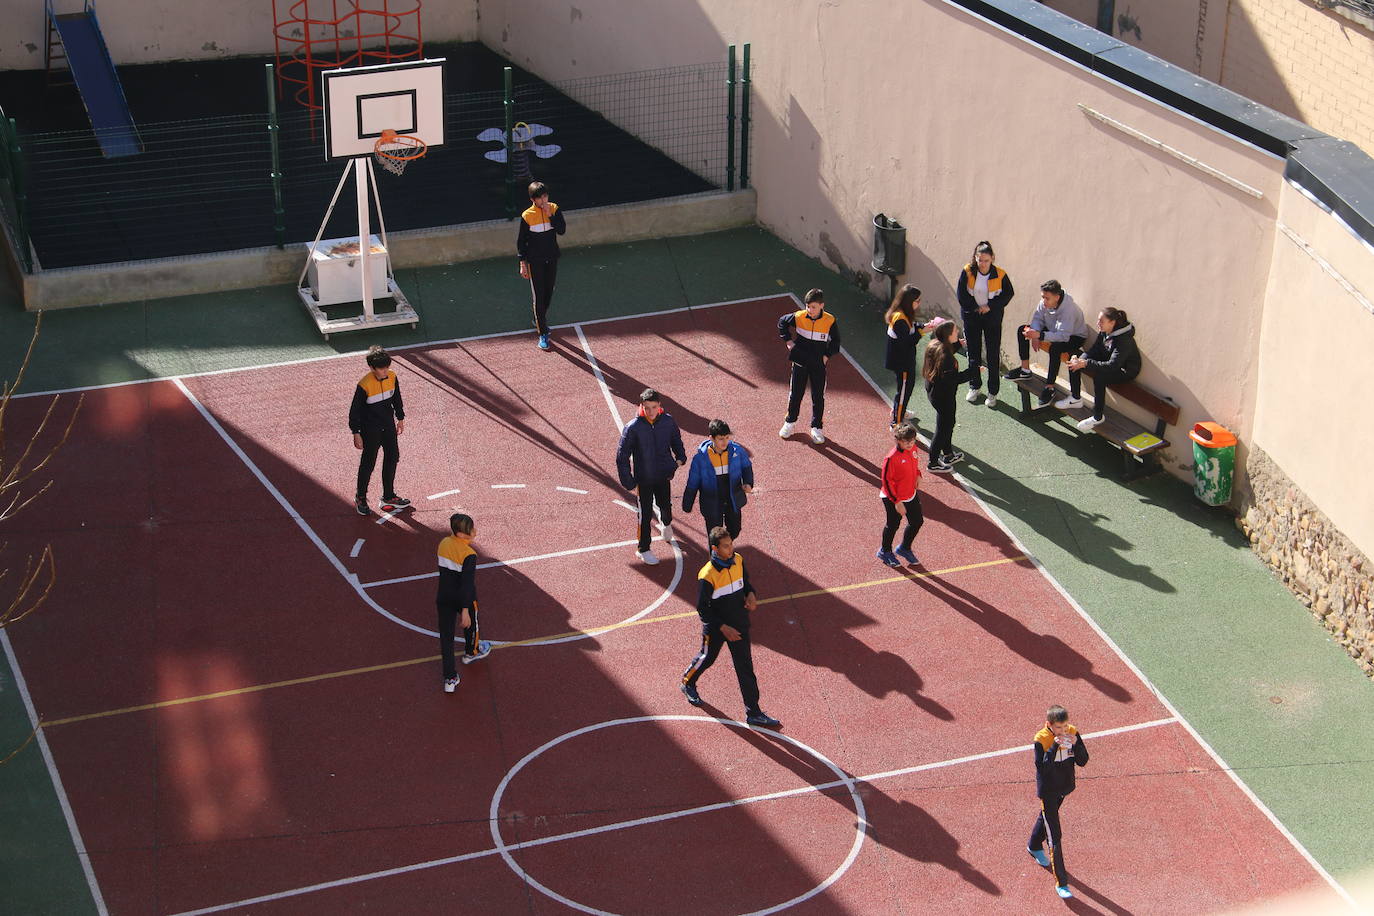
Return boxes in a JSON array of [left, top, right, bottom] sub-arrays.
[[265, 64, 286, 249], [504, 66, 516, 218], [725, 45, 736, 192], [739, 43, 751, 190], [4, 116, 32, 273]]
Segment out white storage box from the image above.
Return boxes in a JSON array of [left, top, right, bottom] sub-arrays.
[[307, 235, 390, 305]]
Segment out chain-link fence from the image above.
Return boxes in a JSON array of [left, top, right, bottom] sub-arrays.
[[3, 55, 753, 271], [0, 108, 32, 272]]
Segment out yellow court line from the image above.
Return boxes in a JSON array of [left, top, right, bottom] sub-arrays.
[[43, 554, 1026, 728]]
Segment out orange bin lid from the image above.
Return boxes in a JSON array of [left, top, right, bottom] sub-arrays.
[[1189, 421, 1237, 448]]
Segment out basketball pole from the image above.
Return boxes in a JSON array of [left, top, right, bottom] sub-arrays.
[[356, 157, 375, 321]]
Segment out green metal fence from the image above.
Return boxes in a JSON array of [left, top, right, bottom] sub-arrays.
[[6, 51, 754, 271], [0, 106, 33, 273]]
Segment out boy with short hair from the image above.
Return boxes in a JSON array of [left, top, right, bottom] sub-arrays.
[[876, 421, 924, 567], [349, 345, 409, 516], [517, 180, 567, 351], [1006, 280, 1092, 407], [679, 527, 781, 729], [435, 513, 492, 693], [682, 419, 754, 539], [778, 288, 841, 445], [1027, 704, 1090, 899], [615, 388, 687, 565]]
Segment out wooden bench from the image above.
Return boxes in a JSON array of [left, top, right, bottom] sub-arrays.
[[1008, 360, 1180, 480]]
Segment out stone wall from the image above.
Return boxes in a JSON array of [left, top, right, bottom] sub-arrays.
[[1239, 446, 1374, 675]]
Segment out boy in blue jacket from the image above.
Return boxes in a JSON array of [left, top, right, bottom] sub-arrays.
[[615, 388, 687, 565], [682, 419, 754, 539]]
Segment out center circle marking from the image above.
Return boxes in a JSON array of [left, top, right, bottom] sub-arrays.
[[488, 715, 868, 916]]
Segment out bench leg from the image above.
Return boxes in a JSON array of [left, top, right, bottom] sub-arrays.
[[1120, 448, 1162, 481], [1019, 386, 1032, 416]]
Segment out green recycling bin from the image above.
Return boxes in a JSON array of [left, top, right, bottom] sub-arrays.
[[1189, 421, 1236, 506]]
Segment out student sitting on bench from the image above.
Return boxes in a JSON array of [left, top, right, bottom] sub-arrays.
[[1005, 280, 1092, 408], [1067, 307, 1140, 431]]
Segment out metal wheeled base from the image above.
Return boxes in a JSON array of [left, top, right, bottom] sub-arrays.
[[297, 277, 419, 339]]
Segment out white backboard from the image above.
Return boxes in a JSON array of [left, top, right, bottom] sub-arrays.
[[321, 58, 446, 159]]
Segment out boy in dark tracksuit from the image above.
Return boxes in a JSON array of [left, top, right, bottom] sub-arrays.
[[778, 288, 841, 445], [349, 345, 409, 516], [679, 526, 781, 728], [436, 513, 491, 693], [1028, 704, 1090, 899], [517, 180, 567, 351], [615, 388, 687, 565]]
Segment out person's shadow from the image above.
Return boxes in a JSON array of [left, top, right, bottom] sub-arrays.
[[862, 784, 1000, 895], [549, 337, 716, 440], [909, 570, 1132, 702]]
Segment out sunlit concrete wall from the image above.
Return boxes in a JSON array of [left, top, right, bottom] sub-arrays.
[[480, 0, 1286, 471], [0, 0, 478, 69], [1041, 0, 1374, 160]]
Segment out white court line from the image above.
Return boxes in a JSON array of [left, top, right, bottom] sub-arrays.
[[172, 379, 436, 638], [843, 342, 1358, 909], [360, 537, 653, 588], [574, 323, 623, 428], [373, 508, 404, 527], [613, 499, 636, 513], [556, 486, 588, 494], [349, 539, 365, 558], [0, 630, 109, 915], [491, 483, 526, 489], [426, 489, 461, 500], [165, 716, 1176, 916], [12, 294, 789, 401]]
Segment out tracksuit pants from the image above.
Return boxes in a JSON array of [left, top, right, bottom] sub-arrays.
[[1071, 366, 1136, 420], [682, 624, 760, 711], [356, 426, 399, 500], [786, 362, 827, 428], [1016, 329, 1087, 395], [880, 494, 924, 552], [962, 311, 1004, 396], [927, 391, 957, 461], [437, 602, 480, 680], [890, 369, 918, 426], [637, 479, 673, 552], [1029, 792, 1071, 888], [701, 500, 742, 539], [528, 258, 558, 336]]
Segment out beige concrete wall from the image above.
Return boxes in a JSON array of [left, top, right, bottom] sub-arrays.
[[1253, 182, 1374, 560], [0, 0, 478, 70], [482, 0, 1284, 469], [1041, 0, 1374, 159]]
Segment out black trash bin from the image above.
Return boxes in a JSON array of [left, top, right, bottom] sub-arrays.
[[872, 213, 906, 277]]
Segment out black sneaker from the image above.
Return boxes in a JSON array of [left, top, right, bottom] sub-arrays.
[[355, 497, 372, 516], [1037, 386, 1056, 406], [1004, 367, 1033, 381], [681, 682, 703, 706], [927, 458, 954, 474], [745, 709, 782, 728], [380, 495, 412, 511], [947, 449, 966, 464]]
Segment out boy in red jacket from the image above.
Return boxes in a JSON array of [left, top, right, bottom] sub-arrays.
[[876, 422, 924, 567]]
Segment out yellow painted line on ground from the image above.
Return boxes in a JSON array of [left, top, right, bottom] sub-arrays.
[[43, 554, 1025, 728]]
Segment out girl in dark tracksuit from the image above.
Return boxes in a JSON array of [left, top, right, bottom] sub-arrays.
[[955, 240, 1015, 407], [1028, 704, 1090, 899], [883, 285, 934, 428], [1067, 307, 1141, 431], [922, 319, 979, 472]]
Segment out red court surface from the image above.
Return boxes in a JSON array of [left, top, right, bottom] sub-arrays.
[[4, 295, 1345, 914]]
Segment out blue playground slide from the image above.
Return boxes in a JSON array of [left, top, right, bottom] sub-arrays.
[[48, 0, 141, 158]]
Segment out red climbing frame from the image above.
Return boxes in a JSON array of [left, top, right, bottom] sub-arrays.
[[272, 0, 425, 130]]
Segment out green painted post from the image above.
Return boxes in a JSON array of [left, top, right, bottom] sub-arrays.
[[265, 65, 286, 249], [739, 43, 751, 190], [725, 45, 736, 192], [5, 116, 31, 273], [1096, 0, 1116, 34], [504, 66, 516, 217]]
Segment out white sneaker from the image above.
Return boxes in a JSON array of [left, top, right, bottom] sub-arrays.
[[809, 427, 826, 445], [1055, 396, 1084, 409], [637, 549, 660, 565], [1076, 415, 1105, 431], [661, 522, 676, 543], [985, 394, 999, 408], [966, 388, 982, 403], [443, 675, 459, 693], [778, 421, 794, 438]]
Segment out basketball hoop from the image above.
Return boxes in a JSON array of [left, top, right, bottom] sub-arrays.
[[373, 129, 427, 176]]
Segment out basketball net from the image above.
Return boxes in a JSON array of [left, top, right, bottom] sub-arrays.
[[373, 129, 427, 176]]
